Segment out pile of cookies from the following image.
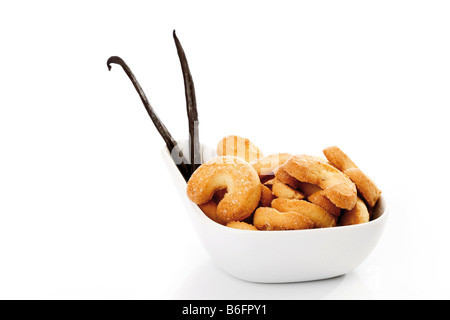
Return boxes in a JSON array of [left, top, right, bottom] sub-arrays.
[[186, 135, 381, 231]]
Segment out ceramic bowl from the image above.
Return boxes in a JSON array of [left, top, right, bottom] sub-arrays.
[[162, 142, 388, 283]]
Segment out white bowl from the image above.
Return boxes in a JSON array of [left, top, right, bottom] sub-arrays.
[[162, 142, 388, 283]]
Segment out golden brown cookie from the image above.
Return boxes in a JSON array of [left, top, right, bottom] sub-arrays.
[[308, 190, 341, 217], [344, 168, 381, 207], [323, 146, 381, 207], [259, 184, 275, 207], [274, 166, 302, 189], [339, 197, 370, 226], [271, 198, 337, 228], [226, 221, 258, 230], [187, 156, 261, 224], [253, 207, 314, 231], [271, 178, 305, 200], [199, 200, 219, 223], [323, 146, 357, 172], [216, 135, 263, 162], [297, 181, 322, 197], [283, 155, 357, 210]]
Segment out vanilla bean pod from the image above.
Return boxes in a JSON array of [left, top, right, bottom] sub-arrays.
[[107, 56, 191, 181], [173, 30, 201, 173]]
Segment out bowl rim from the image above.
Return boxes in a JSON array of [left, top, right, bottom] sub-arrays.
[[162, 144, 388, 234]]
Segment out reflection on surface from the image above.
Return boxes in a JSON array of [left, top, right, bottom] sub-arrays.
[[173, 258, 374, 300]]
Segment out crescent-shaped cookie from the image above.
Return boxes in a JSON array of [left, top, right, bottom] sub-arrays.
[[259, 184, 275, 207], [323, 146, 381, 207], [271, 198, 337, 228], [307, 190, 341, 217], [253, 207, 314, 231], [271, 178, 305, 200], [282, 155, 357, 210], [274, 166, 302, 189], [226, 221, 258, 230], [339, 197, 370, 226], [187, 156, 261, 224]]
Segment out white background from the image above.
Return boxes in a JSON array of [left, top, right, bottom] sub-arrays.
[[1, 0, 449, 299]]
